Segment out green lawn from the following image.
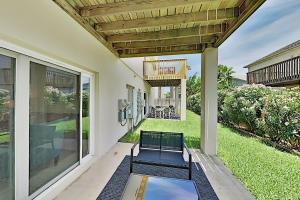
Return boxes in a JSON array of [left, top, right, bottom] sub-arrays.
[[53, 117, 89, 139], [0, 133, 10, 143], [119, 110, 300, 200]]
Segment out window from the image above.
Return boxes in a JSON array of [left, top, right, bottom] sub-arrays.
[[29, 62, 80, 195], [0, 54, 15, 200], [81, 76, 90, 158]]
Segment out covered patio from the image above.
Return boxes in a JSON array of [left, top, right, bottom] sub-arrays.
[[0, 0, 267, 200], [53, 0, 265, 199], [55, 0, 266, 155]]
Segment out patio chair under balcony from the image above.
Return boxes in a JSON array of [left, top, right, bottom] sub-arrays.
[[130, 130, 192, 179], [163, 107, 170, 119], [170, 106, 177, 119], [155, 108, 163, 118], [149, 106, 155, 118]]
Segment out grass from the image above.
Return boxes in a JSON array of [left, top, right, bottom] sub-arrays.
[[0, 133, 10, 143], [120, 111, 200, 147], [53, 117, 89, 139], [119, 110, 300, 200]]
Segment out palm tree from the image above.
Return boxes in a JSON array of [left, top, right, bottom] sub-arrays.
[[218, 65, 234, 90]]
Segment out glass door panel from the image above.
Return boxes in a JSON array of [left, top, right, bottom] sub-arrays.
[[29, 62, 80, 195], [0, 54, 15, 200], [82, 76, 90, 158]]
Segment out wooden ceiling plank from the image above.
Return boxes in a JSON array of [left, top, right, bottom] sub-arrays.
[[107, 24, 224, 42], [53, 0, 119, 56], [96, 8, 237, 32], [119, 44, 204, 58], [80, 0, 217, 18], [113, 36, 216, 49], [215, 0, 266, 47]]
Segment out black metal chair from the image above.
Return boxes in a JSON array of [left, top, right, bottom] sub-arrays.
[[170, 106, 177, 119], [163, 107, 170, 119], [155, 108, 162, 118], [130, 130, 192, 179], [149, 106, 155, 118]]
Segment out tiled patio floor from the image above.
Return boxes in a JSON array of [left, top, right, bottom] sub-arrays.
[[55, 143, 255, 200]]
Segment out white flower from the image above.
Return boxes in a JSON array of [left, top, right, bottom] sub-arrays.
[[283, 106, 289, 110], [284, 122, 289, 126]]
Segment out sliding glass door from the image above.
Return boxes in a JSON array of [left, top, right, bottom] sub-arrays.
[[0, 47, 94, 199], [29, 61, 80, 195], [0, 54, 15, 200], [81, 76, 90, 158]]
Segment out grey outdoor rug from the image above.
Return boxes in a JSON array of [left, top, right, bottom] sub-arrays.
[[97, 155, 218, 200]]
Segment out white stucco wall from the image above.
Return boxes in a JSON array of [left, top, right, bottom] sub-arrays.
[[248, 46, 300, 72], [122, 57, 145, 77], [0, 0, 151, 199]]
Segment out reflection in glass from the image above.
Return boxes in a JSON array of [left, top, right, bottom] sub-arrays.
[[29, 62, 80, 195], [0, 54, 15, 200], [82, 77, 90, 157]]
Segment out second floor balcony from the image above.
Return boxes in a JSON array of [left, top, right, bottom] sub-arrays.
[[143, 59, 187, 87], [247, 56, 300, 86]]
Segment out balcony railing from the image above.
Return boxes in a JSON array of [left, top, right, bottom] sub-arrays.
[[247, 56, 300, 85], [143, 59, 186, 81]]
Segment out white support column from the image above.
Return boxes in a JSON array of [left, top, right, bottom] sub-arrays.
[[170, 87, 174, 98], [201, 48, 218, 155], [180, 79, 186, 121], [175, 86, 179, 115]]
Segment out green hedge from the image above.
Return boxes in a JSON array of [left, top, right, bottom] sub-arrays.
[[187, 84, 300, 149], [220, 85, 300, 149], [187, 93, 201, 115]]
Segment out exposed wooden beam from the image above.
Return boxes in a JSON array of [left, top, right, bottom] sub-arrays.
[[53, 0, 118, 57], [107, 24, 227, 42], [97, 8, 238, 32], [215, 0, 266, 47], [113, 35, 217, 49], [80, 0, 216, 18], [119, 44, 204, 58]]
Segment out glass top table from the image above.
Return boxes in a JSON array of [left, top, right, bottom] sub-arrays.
[[121, 174, 199, 200]]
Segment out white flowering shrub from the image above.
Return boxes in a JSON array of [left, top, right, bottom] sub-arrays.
[[221, 85, 299, 148], [222, 84, 272, 132], [218, 89, 232, 121], [260, 87, 300, 147], [44, 86, 77, 113]]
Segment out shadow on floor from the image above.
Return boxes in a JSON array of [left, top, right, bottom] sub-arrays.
[[97, 155, 218, 200]]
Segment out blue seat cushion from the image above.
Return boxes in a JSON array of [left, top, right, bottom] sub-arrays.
[[134, 149, 186, 167]]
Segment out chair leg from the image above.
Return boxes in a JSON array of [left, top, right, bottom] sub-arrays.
[[130, 162, 133, 173], [130, 150, 133, 173], [189, 154, 192, 180]]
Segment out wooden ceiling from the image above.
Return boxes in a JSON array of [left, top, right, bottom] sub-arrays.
[[54, 0, 266, 58]]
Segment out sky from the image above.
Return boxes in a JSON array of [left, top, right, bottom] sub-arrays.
[[160, 0, 300, 78]]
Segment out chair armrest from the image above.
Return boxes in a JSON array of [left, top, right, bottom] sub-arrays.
[[184, 143, 191, 157], [131, 141, 139, 156], [130, 141, 139, 173], [184, 143, 192, 180]]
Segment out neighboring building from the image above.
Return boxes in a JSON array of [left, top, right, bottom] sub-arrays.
[[233, 74, 247, 87], [245, 40, 300, 87]]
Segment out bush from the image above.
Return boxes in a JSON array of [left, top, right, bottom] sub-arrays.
[[82, 90, 89, 117], [187, 93, 201, 115], [218, 89, 232, 122], [220, 84, 300, 149], [259, 88, 300, 147], [222, 85, 272, 132]]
